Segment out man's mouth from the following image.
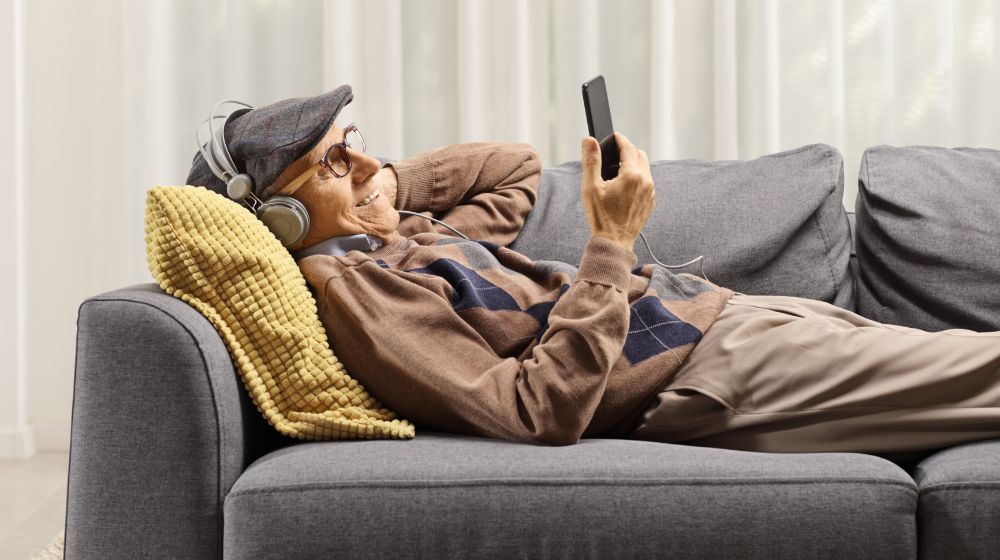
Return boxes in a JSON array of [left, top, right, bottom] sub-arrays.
[[355, 188, 380, 207]]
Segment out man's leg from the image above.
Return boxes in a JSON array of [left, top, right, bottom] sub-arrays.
[[629, 293, 1000, 454]]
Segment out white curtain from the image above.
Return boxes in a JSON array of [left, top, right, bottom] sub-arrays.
[[5, 0, 1000, 452]]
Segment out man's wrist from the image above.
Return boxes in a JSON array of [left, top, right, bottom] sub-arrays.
[[592, 234, 635, 253], [578, 236, 638, 291]]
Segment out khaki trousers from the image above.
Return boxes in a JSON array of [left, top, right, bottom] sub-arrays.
[[629, 293, 1000, 454]]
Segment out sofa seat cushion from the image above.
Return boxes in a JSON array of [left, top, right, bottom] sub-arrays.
[[913, 439, 1000, 560], [224, 432, 917, 560]]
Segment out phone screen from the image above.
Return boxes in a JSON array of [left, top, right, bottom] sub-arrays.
[[582, 75, 620, 180]]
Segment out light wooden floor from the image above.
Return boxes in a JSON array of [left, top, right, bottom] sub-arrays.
[[0, 451, 68, 560]]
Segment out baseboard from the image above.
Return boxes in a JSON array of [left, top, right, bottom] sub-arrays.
[[0, 424, 36, 458], [31, 420, 70, 452]]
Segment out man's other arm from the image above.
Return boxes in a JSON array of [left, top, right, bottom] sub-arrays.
[[385, 143, 541, 246]]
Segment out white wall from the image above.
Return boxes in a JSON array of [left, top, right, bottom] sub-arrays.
[[0, 0, 32, 458], [15, 1, 129, 452]]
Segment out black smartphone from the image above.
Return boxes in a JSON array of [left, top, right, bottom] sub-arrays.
[[582, 75, 620, 180]]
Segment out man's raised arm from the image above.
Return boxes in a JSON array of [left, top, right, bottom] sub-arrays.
[[385, 143, 541, 245]]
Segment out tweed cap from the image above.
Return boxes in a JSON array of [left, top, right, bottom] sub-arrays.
[[187, 85, 353, 201]]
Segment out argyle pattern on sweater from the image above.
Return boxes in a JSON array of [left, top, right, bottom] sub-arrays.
[[395, 239, 707, 366], [302, 232, 733, 444]]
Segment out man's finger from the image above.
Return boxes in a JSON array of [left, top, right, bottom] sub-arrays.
[[614, 132, 641, 170], [581, 136, 602, 183], [638, 149, 651, 173]]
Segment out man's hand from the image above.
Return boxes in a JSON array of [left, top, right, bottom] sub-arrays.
[[580, 132, 655, 252]]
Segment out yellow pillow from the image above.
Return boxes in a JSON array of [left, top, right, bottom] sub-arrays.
[[144, 185, 415, 441]]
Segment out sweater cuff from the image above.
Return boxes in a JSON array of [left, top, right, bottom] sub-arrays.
[[575, 236, 637, 292], [385, 158, 435, 212]]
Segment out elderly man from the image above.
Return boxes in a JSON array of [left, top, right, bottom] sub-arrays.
[[188, 85, 1000, 453]]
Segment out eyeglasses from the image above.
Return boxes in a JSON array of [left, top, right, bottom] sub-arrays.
[[319, 123, 366, 178]]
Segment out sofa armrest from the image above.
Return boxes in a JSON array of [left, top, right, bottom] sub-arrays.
[[65, 283, 288, 559]]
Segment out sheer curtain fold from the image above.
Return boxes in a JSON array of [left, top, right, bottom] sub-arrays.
[[10, 0, 1000, 450], [22, 0, 1000, 283]]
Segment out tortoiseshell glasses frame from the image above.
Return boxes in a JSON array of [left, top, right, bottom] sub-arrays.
[[319, 123, 366, 178]]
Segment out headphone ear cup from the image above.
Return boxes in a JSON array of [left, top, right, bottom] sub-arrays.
[[257, 196, 311, 249], [226, 174, 255, 202]]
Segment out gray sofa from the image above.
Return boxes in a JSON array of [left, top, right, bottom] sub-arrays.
[[65, 144, 1000, 559]]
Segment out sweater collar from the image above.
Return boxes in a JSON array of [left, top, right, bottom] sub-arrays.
[[365, 233, 411, 259], [293, 232, 411, 260]]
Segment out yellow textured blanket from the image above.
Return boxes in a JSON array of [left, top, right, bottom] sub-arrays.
[[144, 185, 415, 440]]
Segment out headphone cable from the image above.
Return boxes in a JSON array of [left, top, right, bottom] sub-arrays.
[[396, 210, 711, 284]]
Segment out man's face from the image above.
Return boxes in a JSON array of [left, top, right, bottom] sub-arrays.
[[273, 122, 399, 248]]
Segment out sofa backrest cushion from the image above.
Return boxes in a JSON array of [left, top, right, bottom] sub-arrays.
[[510, 144, 855, 309], [855, 145, 1000, 331], [144, 186, 415, 441]]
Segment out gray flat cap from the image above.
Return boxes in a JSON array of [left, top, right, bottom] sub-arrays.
[[187, 85, 353, 201]]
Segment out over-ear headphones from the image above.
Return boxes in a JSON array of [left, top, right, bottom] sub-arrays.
[[195, 100, 312, 249]]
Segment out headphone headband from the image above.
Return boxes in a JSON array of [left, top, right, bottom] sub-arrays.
[[195, 100, 255, 183]]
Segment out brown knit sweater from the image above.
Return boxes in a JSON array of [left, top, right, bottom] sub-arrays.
[[297, 143, 734, 445]]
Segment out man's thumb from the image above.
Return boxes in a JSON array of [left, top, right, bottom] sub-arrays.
[[581, 137, 602, 181]]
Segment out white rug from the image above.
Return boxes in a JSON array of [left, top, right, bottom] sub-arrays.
[[30, 531, 64, 560]]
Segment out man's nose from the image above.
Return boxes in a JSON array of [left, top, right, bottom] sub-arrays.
[[349, 148, 380, 181]]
